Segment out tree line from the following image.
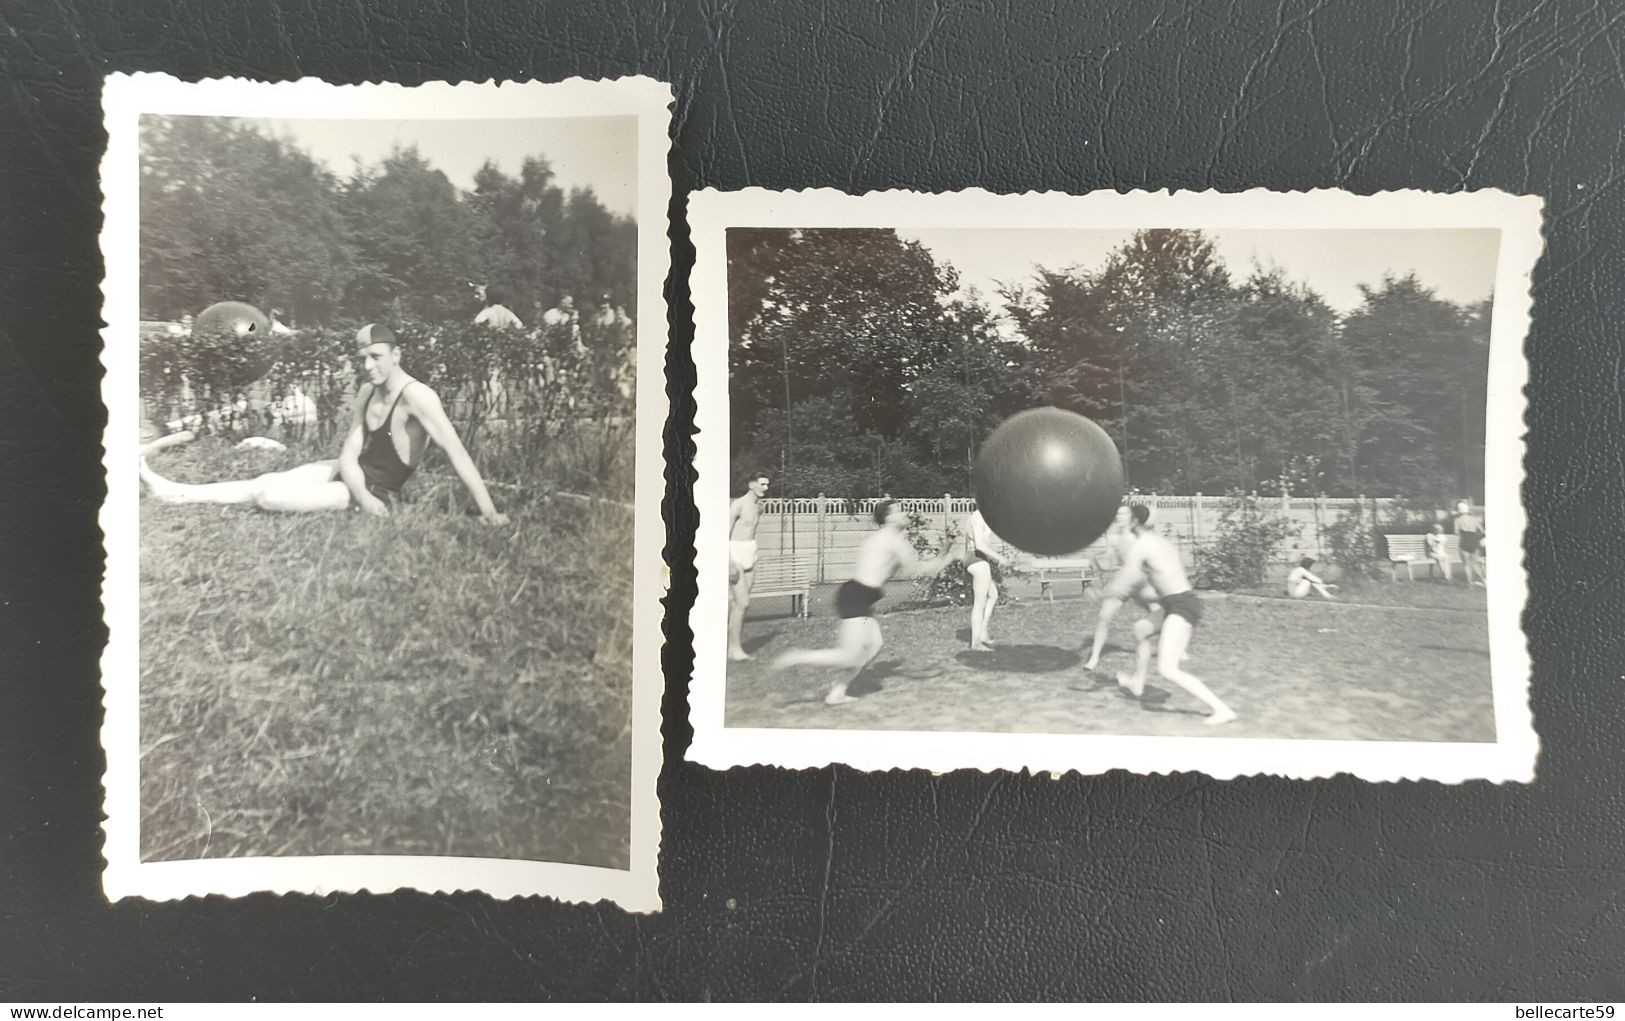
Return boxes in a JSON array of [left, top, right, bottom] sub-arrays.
[[138, 115, 637, 327], [728, 227, 1491, 504]]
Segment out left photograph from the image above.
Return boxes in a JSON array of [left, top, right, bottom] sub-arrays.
[[100, 74, 671, 909]]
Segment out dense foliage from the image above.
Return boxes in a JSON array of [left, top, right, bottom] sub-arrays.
[[139, 115, 636, 326], [728, 227, 1491, 505]]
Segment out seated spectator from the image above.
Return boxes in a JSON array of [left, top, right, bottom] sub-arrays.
[[1286, 558, 1337, 600], [1424, 522, 1453, 581]]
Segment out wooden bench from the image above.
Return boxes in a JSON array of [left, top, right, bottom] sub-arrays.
[[1384, 534, 1460, 581], [1022, 547, 1103, 601], [749, 554, 813, 618]]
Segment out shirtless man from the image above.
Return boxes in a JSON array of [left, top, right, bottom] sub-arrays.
[[140, 324, 510, 525], [964, 509, 1010, 652], [772, 500, 958, 705], [1113, 504, 1237, 726], [1082, 504, 1138, 670], [728, 473, 770, 661]]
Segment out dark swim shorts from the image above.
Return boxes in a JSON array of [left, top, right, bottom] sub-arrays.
[[1458, 530, 1483, 554], [834, 580, 885, 619], [1160, 590, 1204, 625]]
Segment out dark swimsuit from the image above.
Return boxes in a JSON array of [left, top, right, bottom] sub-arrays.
[[835, 580, 885, 620], [357, 382, 417, 502]]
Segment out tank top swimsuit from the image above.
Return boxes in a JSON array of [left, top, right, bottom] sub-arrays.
[[358, 381, 417, 500]]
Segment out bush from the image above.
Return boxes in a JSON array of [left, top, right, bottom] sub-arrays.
[[138, 315, 637, 498], [1192, 491, 1300, 590], [1321, 506, 1387, 582]]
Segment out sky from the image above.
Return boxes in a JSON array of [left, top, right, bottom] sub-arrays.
[[897, 227, 1502, 314], [258, 115, 639, 217]]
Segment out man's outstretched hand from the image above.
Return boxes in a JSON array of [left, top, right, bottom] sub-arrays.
[[359, 494, 391, 517]]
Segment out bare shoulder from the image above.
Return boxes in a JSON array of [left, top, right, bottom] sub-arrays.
[[402, 379, 446, 413]]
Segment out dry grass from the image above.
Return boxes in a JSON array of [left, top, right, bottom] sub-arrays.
[[138, 437, 632, 867]]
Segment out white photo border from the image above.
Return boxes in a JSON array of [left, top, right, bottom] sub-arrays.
[[687, 186, 1541, 784], [99, 73, 672, 908]]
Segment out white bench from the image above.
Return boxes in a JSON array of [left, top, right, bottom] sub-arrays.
[[750, 554, 813, 618], [1022, 546, 1103, 601], [1384, 534, 1460, 581]]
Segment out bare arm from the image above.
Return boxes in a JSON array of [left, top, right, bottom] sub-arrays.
[[728, 496, 744, 536], [338, 391, 383, 515], [407, 386, 509, 524], [899, 532, 958, 578]]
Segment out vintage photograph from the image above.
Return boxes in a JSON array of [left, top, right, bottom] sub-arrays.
[[100, 75, 670, 907], [689, 188, 1540, 782]]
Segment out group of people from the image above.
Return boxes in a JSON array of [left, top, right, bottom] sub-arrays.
[[730, 481, 1493, 724], [729, 482, 1235, 722]]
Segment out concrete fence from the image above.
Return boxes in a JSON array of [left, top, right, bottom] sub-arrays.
[[750, 493, 1440, 584]]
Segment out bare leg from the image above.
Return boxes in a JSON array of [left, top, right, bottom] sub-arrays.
[[825, 618, 882, 705], [1156, 616, 1236, 726], [1116, 615, 1157, 697], [770, 618, 878, 705], [727, 564, 754, 660], [1083, 595, 1123, 669], [981, 579, 999, 646], [142, 457, 351, 513], [968, 561, 993, 651]]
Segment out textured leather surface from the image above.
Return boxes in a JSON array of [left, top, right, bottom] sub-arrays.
[[2, 0, 1623, 1001]]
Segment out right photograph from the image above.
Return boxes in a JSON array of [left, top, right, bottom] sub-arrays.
[[688, 188, 1542, 783]]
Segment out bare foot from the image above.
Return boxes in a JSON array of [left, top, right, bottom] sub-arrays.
[[1116, 671, 1145, 698], [824, 692, 859, 706], [1083, 656, 1101, 671], [1204, 707, 1239, 727], [970, 643, 993, 652], [727, 649, 753, 662]]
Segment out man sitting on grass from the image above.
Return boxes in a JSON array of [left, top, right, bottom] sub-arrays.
[[1286, 557, 1338, 600], [140, 323, 510, 525]]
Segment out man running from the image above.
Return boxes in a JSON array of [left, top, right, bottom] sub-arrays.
[[1112, 504, 1237, 726], [772, 499, 958, 705], [140, 324, 510, 525], [1082, 504, 1138, 670], [728, 473, 770, 661], [964, 509, 1010, 652]]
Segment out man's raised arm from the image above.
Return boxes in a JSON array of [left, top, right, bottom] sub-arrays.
[[406, 385, 510, 525]]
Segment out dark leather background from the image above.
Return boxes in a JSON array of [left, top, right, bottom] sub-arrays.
[[2, 0, 1623, 1001]]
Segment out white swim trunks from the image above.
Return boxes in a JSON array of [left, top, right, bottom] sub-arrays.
[[730, 539, 759, 573]]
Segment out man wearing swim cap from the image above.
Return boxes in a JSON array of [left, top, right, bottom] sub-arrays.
[[140, 324, 510, 526]]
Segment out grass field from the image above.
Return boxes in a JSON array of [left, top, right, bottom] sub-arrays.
[[138, 437, 632, 868], [726, 582, 1494, 742]]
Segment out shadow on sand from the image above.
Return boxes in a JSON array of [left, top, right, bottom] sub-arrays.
[[954, 644, 1082, 674]]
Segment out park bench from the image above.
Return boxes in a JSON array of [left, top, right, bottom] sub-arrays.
[[1383, 533, 1460, 581], [750, 553, 813, 618], [1023, 549, 1101, 601]]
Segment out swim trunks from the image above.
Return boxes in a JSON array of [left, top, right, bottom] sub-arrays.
[[1160, 590, 1203, 625], [834, 580, 885, 619], [729, 539, 759, 573], [1458, 530, 1483, 554]]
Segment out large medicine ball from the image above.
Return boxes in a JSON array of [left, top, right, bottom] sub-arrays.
[[190, 301, 274, 391], [972, 407, 1125, 556], [194, 300, 271, 340]]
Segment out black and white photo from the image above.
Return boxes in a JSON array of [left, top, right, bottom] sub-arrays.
[[689, 187, 1540, 782], [100, 74, 670, 907]]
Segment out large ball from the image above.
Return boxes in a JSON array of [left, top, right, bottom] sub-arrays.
[[972, 408, 1125, 556], [190, 301, 275, 391], [193, 301, 271, 340]]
